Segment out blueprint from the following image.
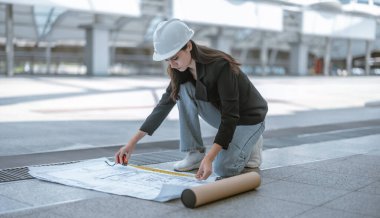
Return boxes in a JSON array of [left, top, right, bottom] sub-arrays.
[[28, 157, 214, 202]]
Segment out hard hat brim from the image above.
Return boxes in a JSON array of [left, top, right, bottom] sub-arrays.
[[153, 47, 181, 61], [152, 32, 194, 61]]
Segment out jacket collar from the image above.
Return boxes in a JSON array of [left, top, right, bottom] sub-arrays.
[[196, 61, 206, 80]]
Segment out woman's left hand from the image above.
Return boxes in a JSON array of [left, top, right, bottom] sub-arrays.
[[196, 156, 213, 180]]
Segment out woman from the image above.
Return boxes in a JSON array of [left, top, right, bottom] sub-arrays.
[[115, 19, 267, 180]]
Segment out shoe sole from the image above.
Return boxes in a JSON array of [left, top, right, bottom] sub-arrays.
[[173, 161, 202, 172], [245, 162, 261, 168]]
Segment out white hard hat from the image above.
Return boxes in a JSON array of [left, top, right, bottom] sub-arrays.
[[152, 18, 194, 61]]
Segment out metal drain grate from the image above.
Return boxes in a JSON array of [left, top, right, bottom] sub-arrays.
[[0, 167, 32, 182], [0, 160, 80, 183], [127, 150, 184, 165], [0, 150, 184, 184]]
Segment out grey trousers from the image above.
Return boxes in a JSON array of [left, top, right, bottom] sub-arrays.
[[178, 82, 265, 177]]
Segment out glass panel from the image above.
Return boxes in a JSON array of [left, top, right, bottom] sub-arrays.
[[357, 0, 369, 4], [339, 0, 352, 4], [33, 6, 66, 38]]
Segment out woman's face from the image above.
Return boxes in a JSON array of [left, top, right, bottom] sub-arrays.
[[165, 43, 192, 72]]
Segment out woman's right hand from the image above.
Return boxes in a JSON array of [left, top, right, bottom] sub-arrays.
[[114, 143, 136, 165], [114, 130, 146, 165]]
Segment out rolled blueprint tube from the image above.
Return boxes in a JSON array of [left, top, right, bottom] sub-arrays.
[[181, 172, 261, 208]]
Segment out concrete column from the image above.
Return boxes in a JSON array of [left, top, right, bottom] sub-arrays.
[[289, 42, 308, 75], [110, 45, 116, 70], [323, 38, 331, 76], [45, 43, 51, 74], [212, 28, 232, 54], [5, 4, 14, 77], [84, 25, 110, 76], [239, 48, 249, 65], [346, 39, 352, 75], [269, 49, 278, 66], [365, 40, 372, 76], [269, 49, 278, 74], [216, 37, 232, 54], [260, 42, 268, 75]]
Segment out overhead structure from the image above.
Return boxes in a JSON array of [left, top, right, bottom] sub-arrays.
[[0, 0, 379, 76]]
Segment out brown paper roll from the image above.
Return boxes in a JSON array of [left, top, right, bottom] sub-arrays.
[[181, 172, 261, 208]]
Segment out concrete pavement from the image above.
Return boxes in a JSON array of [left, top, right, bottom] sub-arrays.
[[0, 75, 379, 217]]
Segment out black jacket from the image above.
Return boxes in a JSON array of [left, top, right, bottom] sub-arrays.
[[140, 59, 268, 149]]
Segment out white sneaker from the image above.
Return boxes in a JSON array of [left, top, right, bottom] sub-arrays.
[[173, 150, 205, 172], [246, 135, 263, 168]]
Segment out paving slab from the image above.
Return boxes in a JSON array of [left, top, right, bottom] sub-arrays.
[[358, 181, 380, 195], [324, 191, 380, 217], [342, 154, 380, 168], [164, 194, 312, 218], [259, 176, 278, 185], [0, 152, 378, 217], [261, 150, 321, 169], [257, 180, 349, 206], [282, 169, 377, 191], [0, 195, 29, 213], [279, 140, 361, 158], [259, 166, 310, 180], [0, 192, 313, 218], [0, 209, 65, 218], [299, 155, 380, 179], [367, 149, 380, 156], [0, 179, 108, 213], [294, 207, 375, 218], [48, 195, 180, 218]]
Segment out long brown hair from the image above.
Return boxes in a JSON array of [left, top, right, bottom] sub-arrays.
[[167, 40, 241, 100]]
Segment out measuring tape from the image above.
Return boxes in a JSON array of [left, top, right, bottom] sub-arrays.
[[129, 164, 194, 178], [104, 159, 194, 178]]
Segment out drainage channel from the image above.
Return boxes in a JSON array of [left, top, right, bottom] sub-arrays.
[[0, 150, 185, 183]]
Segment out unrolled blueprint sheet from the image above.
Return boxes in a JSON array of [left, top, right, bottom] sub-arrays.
[[28, 157, 214, 202]]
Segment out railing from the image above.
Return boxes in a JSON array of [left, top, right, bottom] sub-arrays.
[[1, 50, 376, 76], [0, 51, 164, 76]]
